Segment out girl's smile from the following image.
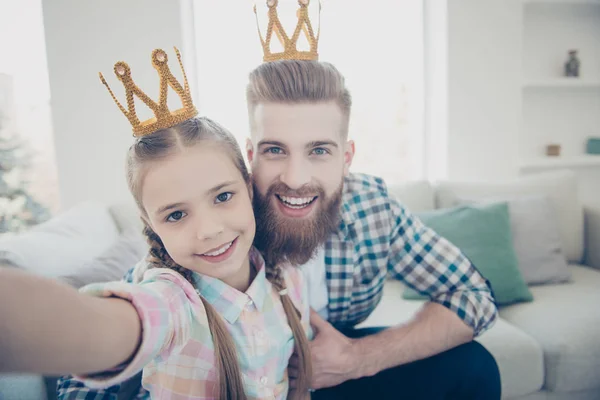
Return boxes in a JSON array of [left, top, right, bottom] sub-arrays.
[[195, 236, 239, 263]]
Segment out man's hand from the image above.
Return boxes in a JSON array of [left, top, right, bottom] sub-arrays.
[[289, 309, 364, 391]]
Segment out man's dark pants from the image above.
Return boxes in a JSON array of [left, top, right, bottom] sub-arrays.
[[312, 327, 501, 400], [52, 328, 501, 400]]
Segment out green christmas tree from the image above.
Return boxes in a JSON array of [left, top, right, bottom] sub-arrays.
[[0, 107, 51, 233]]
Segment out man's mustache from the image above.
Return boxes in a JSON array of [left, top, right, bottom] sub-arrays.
[[265, 182, 324, 198]]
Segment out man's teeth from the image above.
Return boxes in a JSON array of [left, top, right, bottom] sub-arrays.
[[278, 195, 316, 208], [202, 240, 234, 257]]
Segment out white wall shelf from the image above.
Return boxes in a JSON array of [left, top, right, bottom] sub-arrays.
[[519, 155, 600, 170], [524, 0, 600, 5], [520, 1, 600, 168], [523, 79, 600, 88]]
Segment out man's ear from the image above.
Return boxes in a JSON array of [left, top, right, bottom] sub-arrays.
[[343, 140, 355, 176], [246, 138, 255, 164], [247, 181, 254, 201]]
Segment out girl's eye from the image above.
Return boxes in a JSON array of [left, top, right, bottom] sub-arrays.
[[215, 192, 234, 203], [166, 211, 186, 222]]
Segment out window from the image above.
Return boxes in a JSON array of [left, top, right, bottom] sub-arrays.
[[192, 0, 425, 184], [0, 0, 60, 218]]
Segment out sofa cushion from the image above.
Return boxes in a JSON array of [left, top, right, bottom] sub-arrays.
[[0, 201, 119, 278], [499, 265, 600, 392], [386, 181, 435, 212], [476, 318, 544, 399], [434, 170, 584, 263], [404, 202, 533, 305], [59, 229, 148, 289], [359, 279, 544, 399], [458, 195, 571, 286], [109, 202, 144, 234], [584, 206, 600, 270], [506, 196, 571, 285]]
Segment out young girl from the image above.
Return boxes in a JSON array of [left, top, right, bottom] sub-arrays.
[[0, 49, 312, 400]]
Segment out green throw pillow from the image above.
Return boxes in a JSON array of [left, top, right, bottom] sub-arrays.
[[403, 202, 533, 306]]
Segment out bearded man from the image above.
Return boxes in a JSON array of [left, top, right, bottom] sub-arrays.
[[245, 59, 500, 400]]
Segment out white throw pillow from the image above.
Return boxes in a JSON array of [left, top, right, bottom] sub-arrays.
[[387, 181, 436, 212], [435, 171, 584, 263], [109, 202, 144, 234], [0, 202, 120, 278], [59, 229, 148, 289], [458, 195, 571, 285]]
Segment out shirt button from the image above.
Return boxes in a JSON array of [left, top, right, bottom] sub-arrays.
[[260, 376, 268, 385]]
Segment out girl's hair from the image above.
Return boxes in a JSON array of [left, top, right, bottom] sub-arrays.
[[246, 60, 352, 138], [126, 117, 312, 399]]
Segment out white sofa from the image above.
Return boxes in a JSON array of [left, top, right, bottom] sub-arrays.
[[360, 171, 600, 400], [1, 170, 599, 400]]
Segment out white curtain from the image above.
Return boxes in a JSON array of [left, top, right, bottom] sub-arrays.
[[193, 0, 425, 183]]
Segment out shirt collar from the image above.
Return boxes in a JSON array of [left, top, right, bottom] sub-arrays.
[[192, 247, 267, 324]]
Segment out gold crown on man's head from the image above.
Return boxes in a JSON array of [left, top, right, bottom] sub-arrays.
[[99, 47, 198, 137], [254, 0, 321, 62]]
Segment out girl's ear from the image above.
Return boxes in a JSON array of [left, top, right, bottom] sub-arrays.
[[140, 213, 152, 230]]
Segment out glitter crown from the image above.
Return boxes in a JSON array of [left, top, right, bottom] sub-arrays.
[[254, 0, 321, 62], [99, 47, 198, 137]]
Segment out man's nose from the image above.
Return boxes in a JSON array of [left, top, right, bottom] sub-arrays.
[[280, 157, 311, 190]]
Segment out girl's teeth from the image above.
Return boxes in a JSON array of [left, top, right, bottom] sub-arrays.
[[202, 240, 233, 257]]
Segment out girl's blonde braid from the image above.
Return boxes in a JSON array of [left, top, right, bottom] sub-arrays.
[[265, 263, 313, 399]]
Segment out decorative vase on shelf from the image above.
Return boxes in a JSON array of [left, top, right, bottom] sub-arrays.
[[586, 138, 600, 155], [564, 50, 580, 78], [546, 144, 561, 157]]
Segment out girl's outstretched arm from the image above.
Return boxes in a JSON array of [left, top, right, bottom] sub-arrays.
[[0, 266, 141, 376]]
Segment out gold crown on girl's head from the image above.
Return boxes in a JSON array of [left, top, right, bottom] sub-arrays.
[[254, 0, 321, 62], [99, 47, 198, 137]]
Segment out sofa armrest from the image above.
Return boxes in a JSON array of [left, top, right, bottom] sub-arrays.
[[584, 206, 600, 269]]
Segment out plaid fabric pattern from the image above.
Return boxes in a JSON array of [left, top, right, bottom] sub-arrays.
[[58, 173, 497, 399], [326, 173, 497, 333], [57, 248, 310, 400], [56, 373, 148, 400]]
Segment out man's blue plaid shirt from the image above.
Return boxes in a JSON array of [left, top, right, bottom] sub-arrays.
[[57, 173, 497, 399]]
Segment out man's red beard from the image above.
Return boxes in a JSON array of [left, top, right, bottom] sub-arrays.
[[252, 180, 343, 267]]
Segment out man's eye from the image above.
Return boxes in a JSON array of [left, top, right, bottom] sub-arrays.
[[265, 147, 284, 155], [166, 211, 186, 222], [215, 192, 234, 203], [312, 147, 329, 156]]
